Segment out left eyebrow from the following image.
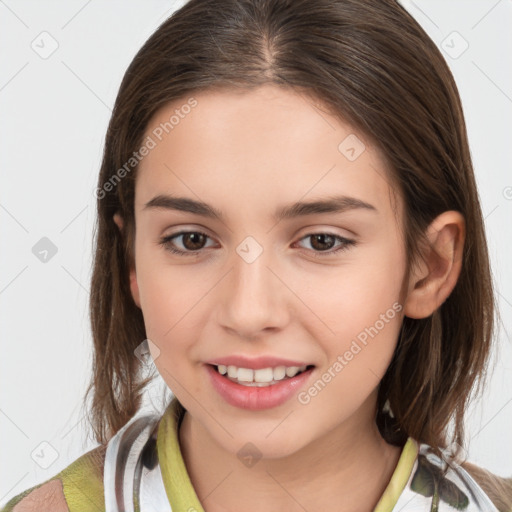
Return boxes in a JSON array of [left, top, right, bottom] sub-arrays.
[[143, 194, 377, 222], [275, 195, 377, 220]]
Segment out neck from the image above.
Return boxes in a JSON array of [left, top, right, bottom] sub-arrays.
[[178, 401, 402, 512]]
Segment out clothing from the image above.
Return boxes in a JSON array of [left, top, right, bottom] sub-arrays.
[[0, 397, 501, 511]]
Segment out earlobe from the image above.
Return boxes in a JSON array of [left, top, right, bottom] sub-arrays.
[[113, 212, 141, 308], [403, 211, 465, 319], [113, 212, 123, 231], [129, 267, 141, 308]]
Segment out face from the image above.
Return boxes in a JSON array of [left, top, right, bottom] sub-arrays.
[[130, 84, 408, 458]]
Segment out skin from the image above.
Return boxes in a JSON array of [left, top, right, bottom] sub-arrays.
[[114, 84, 465, 512]]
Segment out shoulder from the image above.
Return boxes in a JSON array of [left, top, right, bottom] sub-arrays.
[[462, 461, 512, 512], [1, 444, 107, 512], [9, 480, 68, 512]]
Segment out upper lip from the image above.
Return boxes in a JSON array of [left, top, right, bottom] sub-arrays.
[[206, 355, 313, 370]]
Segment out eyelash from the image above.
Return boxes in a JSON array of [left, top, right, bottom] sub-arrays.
[[158, 230, 356, 258]]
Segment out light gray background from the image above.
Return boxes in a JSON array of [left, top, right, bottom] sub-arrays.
[[1, 0, 511, 506]]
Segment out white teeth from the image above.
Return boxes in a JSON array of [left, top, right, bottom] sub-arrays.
[[237, 368, 254, 382], [273, 366, 286, 380], [254, 367, 274, 382], [215, 364, 309, 385], [285, 366, 301, 378]]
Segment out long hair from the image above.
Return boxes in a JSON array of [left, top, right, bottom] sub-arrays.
[[85, 0, 495, 470]]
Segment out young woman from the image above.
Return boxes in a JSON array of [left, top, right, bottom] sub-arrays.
[[3, 0, 511, 510]]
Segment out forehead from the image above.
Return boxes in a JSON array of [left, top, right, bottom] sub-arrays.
[[135, 84, 399, 222]]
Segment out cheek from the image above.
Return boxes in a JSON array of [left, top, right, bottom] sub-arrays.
[[135, 242, 192, 328], [134, 247, 214, 377], [298, 239, 405, 374], [304, 240, 405, 328]]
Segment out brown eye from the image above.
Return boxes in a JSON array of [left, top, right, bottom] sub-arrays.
[[159, 231, 214, 256], [181, 232, 207, 250], [296, 232, 356, 258], [308, 234, 336, 251]]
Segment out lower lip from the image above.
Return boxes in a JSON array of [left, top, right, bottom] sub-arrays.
[[205, 364, 314, 410]]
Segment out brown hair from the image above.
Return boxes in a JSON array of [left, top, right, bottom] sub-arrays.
[[84, 0, 505, 498]]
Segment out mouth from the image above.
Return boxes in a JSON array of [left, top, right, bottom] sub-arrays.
[[209, 363, 315, 387], [205, 363, 316, 410]]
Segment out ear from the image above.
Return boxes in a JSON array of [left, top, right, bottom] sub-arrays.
[[113, 212, 141, 309], [403, 211, 465, 319]]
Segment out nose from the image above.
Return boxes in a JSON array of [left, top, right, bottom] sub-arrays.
[[217, 244, 290, 340]]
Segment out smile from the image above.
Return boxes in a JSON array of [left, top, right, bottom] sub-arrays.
[[215, 364, 310, 386], [206, 363, 315, 410]]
